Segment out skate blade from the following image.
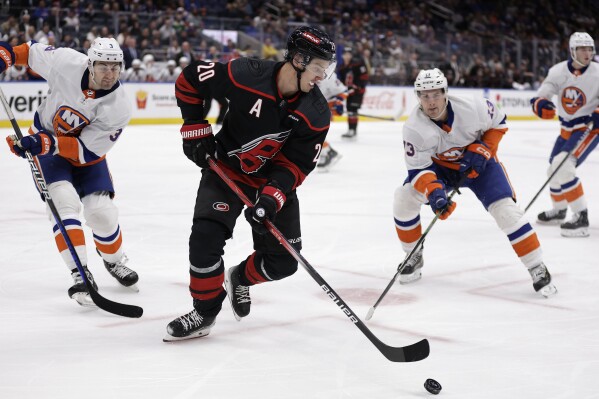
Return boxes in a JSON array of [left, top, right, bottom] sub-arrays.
[[536, 219, 564, 226], [399, 271, 422, 285], [71, 292, 98, 308], [162, 328, 212, 342], [538, 283, 558, 298], [317, 154, 343, 172], [124, 283, 139, 293], [560, 228, 589, 237]]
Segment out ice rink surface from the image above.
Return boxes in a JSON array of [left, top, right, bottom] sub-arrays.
[[0, 120, 598, 398]]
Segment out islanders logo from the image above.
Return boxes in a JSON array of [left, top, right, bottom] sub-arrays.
[[561, 86, 585, 115], [52, 106, 90, 137]]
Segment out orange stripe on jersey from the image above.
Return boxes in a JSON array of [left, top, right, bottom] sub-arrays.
[[12, 43, 30, 66], [573, 133, 595, 158], [55, 229, 86, 252], [396, 225, 421, 244], [94, 233, 123, 255], [560, 128, 572, 140], [412, 172, 437, 195], [482, 128, 507, 155], [563, 183, 584, 203], [512, 233, 540, 257], [56, 136, 80, 161]]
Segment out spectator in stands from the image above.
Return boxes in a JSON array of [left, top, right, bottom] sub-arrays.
[[63, 9, 80, 34], [124, 59, 147, 82], [122, 36, 139, 69], [167, 39, 181, 60], [158, 60, 179, 82], [142, 54, 159, 82], [32, 0, 50, 25], [19, 11, 34, 42], [262, 37, 279, 60], [175, 41, 195, 64]]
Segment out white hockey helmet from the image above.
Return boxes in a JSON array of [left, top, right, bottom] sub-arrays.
[[569, 32, 595, 66], [414, 68, 448, 94], [88, 37, 124, 67]]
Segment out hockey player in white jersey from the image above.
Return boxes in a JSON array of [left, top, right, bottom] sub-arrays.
[[530, 32, 599, 237], [393, 68, 557, 297], [2, 38, 139, 307], [316, 73, 346, 170]]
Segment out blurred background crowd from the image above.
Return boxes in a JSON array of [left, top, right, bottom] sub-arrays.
[[1, 0, 598, 88]]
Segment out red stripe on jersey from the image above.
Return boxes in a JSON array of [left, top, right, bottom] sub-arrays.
[[175, 73, 196, 93], [218, 160, 267, 189], [228, 61, 276, 101], [292, 109, 330, 132], [175, 74, 203, 104], [271, 151, 306, 189]]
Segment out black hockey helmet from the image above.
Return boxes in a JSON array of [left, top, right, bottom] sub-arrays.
[[284, 26, 336, 65]]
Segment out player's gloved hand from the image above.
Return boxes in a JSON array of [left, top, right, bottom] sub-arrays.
[[244, 182, 286, 235], [328, 96, 344, 116], [426, 180, 456, 220], [0, 41, 16, 74], [531, 97, 556, 119], [6, 131, 55, 158], [459, 141, 492, 179], [181, 122, 215, 168]]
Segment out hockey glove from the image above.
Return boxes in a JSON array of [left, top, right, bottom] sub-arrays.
[[328, 96, 345, 116], [181, 122, 215, 168], [244, 183, 286, 235], [531, 97, 556, 119], [591, 109, 599, 135], [6, 131, 55, 158], [426, 180, 456, 220], [0, 41, 15, 74], [459, 141, 492, 179]]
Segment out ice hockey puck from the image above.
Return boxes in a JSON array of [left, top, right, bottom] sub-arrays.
[[424, 378, 442, 395]]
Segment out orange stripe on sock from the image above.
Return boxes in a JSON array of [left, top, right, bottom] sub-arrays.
[[396, 225, 422, 244], [94, 233, 123, 255], [55, 229, 85, 252], [512, 233, 540, 257], [563, 183, 584, 203], [550, 192, 566, 202]]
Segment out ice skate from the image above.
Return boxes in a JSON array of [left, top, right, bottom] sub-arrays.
[[68, 266, 99, 307], [398, 248, 424, 284], [99, 251, 139, 291], [536, 208, 567, 225], [528, 263, 557, 298], [560, 210, 589, 237], [225, 265, 251, 321], [164, 308, 216, 342], [341, 128, 357, 139], [317, 147, 342, 171]]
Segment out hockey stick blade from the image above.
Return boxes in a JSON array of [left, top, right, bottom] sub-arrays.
[[0, 87, 143, 319], [209, 157, 429, 362]]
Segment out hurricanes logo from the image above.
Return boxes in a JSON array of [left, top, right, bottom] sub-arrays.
[[561, 86, 586, 115], [52, 106, 90, 137], [228, 130, 291, 174]]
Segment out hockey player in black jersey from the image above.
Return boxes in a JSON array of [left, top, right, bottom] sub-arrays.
[[165, 26, 336, 341], [338, 47, 369, 139]]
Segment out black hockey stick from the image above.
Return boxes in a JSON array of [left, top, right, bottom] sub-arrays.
[[366, 175, 466, 321], [0, 87, 143, 318], [524, 126, 591, 212], [208, 157, 429, 362]]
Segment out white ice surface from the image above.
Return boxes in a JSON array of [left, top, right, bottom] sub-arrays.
[[0, 120, 598, 398]]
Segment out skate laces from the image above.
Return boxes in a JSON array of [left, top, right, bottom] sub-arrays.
[[529, 264, 547, 282], [235, 285, 251, 304], [108, 254, 133, 278], [72, 268, 94, 284], [545, 208, 566, 217], [178, 310, 204, 331]]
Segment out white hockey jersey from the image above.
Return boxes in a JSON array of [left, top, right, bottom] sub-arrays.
[[402, 94, 507, 174], [26, 42, 131, 165], [317, 73, 348, 100], [536, 61, 599, 128]]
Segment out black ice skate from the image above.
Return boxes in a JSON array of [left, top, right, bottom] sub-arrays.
[[536, 208, 567, 225], [225, 265, 251, 321], [98, 251, 139, 291], [528, 263, 557, 298], [68, 266, 99, 307], [163, 308, 216, 342], [399, 248, 424, 284], [560, 210, 589, 237], [341, 128, 357, 139], [317, 147, 342, 171]]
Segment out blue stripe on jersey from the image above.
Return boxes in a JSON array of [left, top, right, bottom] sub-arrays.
[[559, 114, 591, 128], [561, 177, 579, 190], [395, 215, 420, 228], [79, 138, 102, 163], [52, 218, 82, 233], [507, 223, 533, 242], [93, 225, 120, 242]]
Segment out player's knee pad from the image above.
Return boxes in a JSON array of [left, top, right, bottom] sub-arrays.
[[393, 183, 425, 220], [488, 197, 524, 231], [82, 192, 118, 233], [46, 181, 81, 221], [261, 252, 298, 281], [190, 219, 229, 267], [548, 152, 576, 185]]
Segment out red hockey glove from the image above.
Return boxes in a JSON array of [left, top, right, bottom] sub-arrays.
[[244, 183, 287, 235]]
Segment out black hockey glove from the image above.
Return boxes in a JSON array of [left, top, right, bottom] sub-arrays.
[[181, 122, 215, 168], [244, 183, 287, 235]]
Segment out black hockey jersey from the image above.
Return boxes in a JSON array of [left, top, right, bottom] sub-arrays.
[[175, 57, 331, 194], [338, 57, 368, 94]]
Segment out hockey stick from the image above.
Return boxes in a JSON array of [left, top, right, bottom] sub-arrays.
[[524, 126, 591, 212], [0, 87, 143, 318], [208, 157, 429, 362], [366, 175, 467, 321]]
